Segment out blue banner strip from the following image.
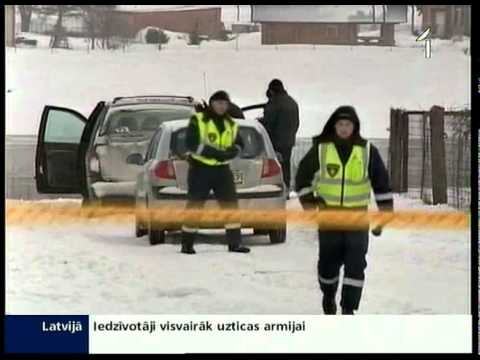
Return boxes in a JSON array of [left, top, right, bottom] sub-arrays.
[[5, 315, 89, 354]]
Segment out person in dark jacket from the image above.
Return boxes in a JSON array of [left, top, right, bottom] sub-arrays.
[[259, 79, 299, 193], [182, 90, 250, 254], [295, 105, 393, 315]]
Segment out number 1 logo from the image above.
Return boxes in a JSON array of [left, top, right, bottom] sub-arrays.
[[416, 28, 432, 59]]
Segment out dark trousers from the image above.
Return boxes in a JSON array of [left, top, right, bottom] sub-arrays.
[[182, 161, 241, 246], [275, 146, 293, 191], [317, 230, 369, 311]]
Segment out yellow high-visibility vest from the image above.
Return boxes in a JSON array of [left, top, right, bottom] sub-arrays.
[[190, 112, 238, 166], [313, 142, 372, 208]]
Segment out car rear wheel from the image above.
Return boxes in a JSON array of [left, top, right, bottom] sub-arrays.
[[148, 218, 166, 245], [269, 226, 287, 244]]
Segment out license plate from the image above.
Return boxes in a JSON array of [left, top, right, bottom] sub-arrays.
[[232, 171, 244, 185]]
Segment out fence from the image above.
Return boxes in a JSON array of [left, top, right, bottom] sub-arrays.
[[389, 106, 470, 210]]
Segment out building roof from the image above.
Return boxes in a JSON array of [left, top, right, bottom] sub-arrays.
[[251, 5, 407, 24], [115, 5, 221, 13]]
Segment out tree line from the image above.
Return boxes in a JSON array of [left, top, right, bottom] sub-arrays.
[[17, 5, 130, 49]]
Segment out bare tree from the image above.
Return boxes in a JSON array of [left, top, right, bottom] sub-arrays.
[[106, 14, 132, 50], [36, 5, 80, 48], [18, 5, 35, 32], [79, 5, 117, 50]]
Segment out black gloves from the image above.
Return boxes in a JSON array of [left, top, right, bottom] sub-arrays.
[[194, 100, 208, 113], [222, 145, 242, 160], [371, 226, 383, 237], [198, 144, 241, 162], [372, 205, 393, 237]]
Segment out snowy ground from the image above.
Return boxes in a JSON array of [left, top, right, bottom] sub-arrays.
[[6, 25, 470, 138], [6, 195, 470, 314]]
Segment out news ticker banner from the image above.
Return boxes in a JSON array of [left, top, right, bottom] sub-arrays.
[[4, 315, 472, 354]]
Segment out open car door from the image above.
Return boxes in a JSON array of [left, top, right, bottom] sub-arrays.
[[35, 106, 88, 193], [241, 103, 266, 121]]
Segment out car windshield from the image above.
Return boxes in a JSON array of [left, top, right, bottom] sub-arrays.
[[100, 105, 193, 136], [171, 126, 265, 159]]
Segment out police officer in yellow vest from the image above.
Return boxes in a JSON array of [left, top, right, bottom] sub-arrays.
[[295, 106, 393, 314], [182, 90, 250, 254]]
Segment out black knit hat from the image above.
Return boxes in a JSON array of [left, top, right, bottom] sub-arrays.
[[334, 112, 355, 123], [209, 90, 230, 104], [268, 79, 285, 93]]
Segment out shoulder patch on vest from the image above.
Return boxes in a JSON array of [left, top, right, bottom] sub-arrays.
[[326, 163, 340, 178], [208, 132, 218, 143]]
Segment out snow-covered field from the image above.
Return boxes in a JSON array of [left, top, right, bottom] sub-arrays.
[[6, 195, 470, 314], [5, 11, 471, 315], [6, 25, 470, 138]]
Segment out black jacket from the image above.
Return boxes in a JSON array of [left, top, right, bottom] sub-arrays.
[[185, 108, 244, 165], [260, 90, 299, 150], [294, 106, 393, 211]]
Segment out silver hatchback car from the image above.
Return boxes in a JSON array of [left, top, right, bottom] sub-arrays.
[[127, 118, 287, 246]]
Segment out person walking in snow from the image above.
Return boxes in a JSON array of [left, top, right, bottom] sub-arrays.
[[181, 90, 250, 255], [259, 79, 299, 194], [295, 106, 393, 315]]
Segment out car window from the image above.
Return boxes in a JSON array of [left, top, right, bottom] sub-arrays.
[[44, 109, 85, 144], [171, 126, 265, 158], [100, 105, 192, 136], [145, 129, 163, 161]]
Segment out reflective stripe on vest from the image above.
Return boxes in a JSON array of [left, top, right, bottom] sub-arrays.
[[313, 142, 372, 208], [190, 112, 238, 166]]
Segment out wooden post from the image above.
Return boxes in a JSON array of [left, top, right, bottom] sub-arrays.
[[420, 112, 428, 200], [429, 106, 448, 204], [400, 111, 410, 192], [389, 109, 401, 192]]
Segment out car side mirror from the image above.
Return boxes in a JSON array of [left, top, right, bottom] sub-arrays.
[[275, 152, 283, 163], [126, 153, 144, 165]]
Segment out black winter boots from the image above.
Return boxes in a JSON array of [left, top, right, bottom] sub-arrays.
[[181, 228, 250, 254], [342, 308, 354, 315], [227, 228, 250, 253], [322, 296, 337, 315], [181, 232, 196, 254], [228, 245, 250, 253]]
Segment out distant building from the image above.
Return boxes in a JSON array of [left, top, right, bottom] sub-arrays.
[[113, 6, 225, 38], [251, 5, 407, 46], [420, 5, 470, 38], [231, 23, 259, 34], [5, 5, 15, 46]]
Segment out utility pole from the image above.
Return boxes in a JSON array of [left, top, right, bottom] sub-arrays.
[[5, 5, 16, 47], [235, 5, 240, 51]]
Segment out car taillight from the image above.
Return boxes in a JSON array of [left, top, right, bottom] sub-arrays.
[[262, 159, 281, 178], [153, 160, 176, 180]]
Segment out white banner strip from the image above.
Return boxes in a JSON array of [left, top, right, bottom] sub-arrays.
[[89, 315, 471, 354]]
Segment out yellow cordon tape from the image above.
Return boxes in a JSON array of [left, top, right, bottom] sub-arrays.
[[5, 203, 469, 230]]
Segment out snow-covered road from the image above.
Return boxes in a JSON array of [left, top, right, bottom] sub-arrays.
[[6, 195, 470, 314]]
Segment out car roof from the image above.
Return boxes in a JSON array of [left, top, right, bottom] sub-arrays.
[[107, 103, 195, 111], [163, 118, 263, 131], [109, 96, 195, 108]]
